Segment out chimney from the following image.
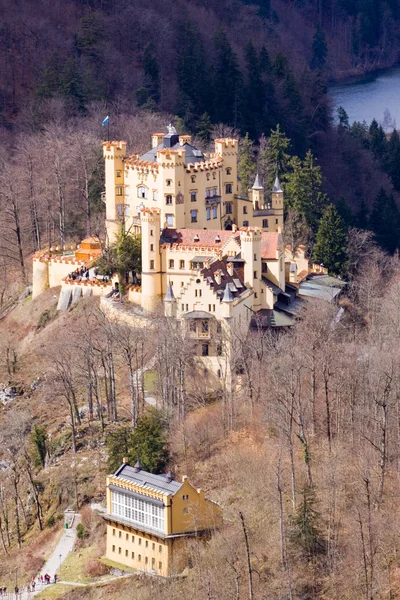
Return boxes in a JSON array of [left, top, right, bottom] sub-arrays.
[[215, 234, 221, 243], [215, 269, 222, 285], [152, 133, 165, 148], [122, 457, 129, 464], [227, 262, 234, 276], [182, 475, 188, 482], [194, 234, 200, 243], [232, 224, 238, 233]]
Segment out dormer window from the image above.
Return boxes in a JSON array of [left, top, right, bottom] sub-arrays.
[[215, 235, 221, 243], [194, 234, 200, 242]]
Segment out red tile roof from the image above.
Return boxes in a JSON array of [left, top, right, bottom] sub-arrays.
[[261, 233, 280, 259]]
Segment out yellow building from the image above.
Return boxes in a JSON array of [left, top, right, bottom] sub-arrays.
[[104, 460, 222, 576], [103, 125, 283, 243]]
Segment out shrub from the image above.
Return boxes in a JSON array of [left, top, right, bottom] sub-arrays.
[[76, 523, 88, 539]]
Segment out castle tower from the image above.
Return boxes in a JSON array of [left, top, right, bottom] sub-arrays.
[[250, 173, 264, 210], [32, 257, 49, 299], [140, 208, 162, 312], [214, 138, 239, 200], [164, 282, 177, 318], [240, 228, 262, 311], [271, 174, 284, 232], [103, 141, 127, 245]]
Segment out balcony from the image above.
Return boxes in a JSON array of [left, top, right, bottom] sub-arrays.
[[205, 195, 221, 206], [189, 330, 211, 339]]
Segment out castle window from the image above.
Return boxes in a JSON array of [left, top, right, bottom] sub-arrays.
[[217, 344, 222, 356], [191, 210, 198, 223], [217, 369, 221, 379], [207, 173, 210, 180], [213, 304, 215, 311], [113, 529, 116, 536], [243, 221, 249, 226], [166, 214, 173, 226], [137, 186, 147, 199], [191, 191, 197, 202], [202, 344, 209, 356], [181, 282, 184, 287], [182, 304, 185, 312], [125, 185, 130, 195], [150, 229, 153, 236], [132, 535, 135, 543], [254, 293, 257, 298], [126, 533, 129, 541], [125, 549, 128, 557], [212, 206, 217, 219], [254, 254, 257, 260], [206, 207, 211, 220], [152, 558, 156, 569], [262, 219, 268, 228], [226, 183, 232, 194], [166, 195, 172, 205], [117, 170, 122, 178], [254, 271, 257, 279], [138, 555, 141, 562], [212, 188, 217, 196], [226, 167, 231, 175], [138, 539, 142, 546], [150, 244, 154, 251], [119, 531, 122, 538], [206, 189, 210, 198], [189, 320, 196, 332], [118, 547, 121, 554], [202, 320, 209, 333], [145, 541, 148, 548], [226, 203, 232, 214], [213, 172, 216, 179], [159, 562, 162, 570], [166, 179, 172, 186], [132, 552, 135, 559], [208, 304, 211, 312], [116, 186, 123, 196], [145, 557, 148, 565], [243, 206, 248, 214], [159, 546, 162, 553], [153, 191, 158, 201], [112, 545, 115, 552], [152, 543, 155, 550], [150, 260, 155, 270], [180, 260, 185, 269], [276, 219, 279, 224], [169, 259, 175, 269], [191, 175, 196, 183]]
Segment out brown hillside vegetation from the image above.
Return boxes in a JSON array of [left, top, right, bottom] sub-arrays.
[[2, 238, 400, 597]]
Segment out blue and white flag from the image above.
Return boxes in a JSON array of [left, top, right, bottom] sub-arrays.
[[102, 115, 110, 126]]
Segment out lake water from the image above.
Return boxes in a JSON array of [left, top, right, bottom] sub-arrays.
[[329, 67, 400, 129]]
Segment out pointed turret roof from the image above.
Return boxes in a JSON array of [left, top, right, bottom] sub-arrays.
[[164, 282, 175, 302], [252, 173, 264, 190], [222, 283, 234, 303], [273, 174, 283, 193]]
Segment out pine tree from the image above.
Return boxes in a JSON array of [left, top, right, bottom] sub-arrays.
[[386, 129, 400, 191], [290, 485, 325, 558], [311, 24, 328, 70], [285, 151, 328, 232], [196, 112, 213, 143], [212, 26, 243, 127], [355, 199, 369, 229], [238, 133, 256, 195], [106, 427, 134, 473], [369, 119, 387, 162], [336, 196, 353, 228], [31, 425, 47, 469], [313, 204, 348, 275], [244, 41, 265, 137], [370, 188, 400, 253], [142, 43, 160, 104], [60, 56, 86, 111], [337, 106, 350, 129], [258, 125, 291, 191], [129, 408, 169, 474]]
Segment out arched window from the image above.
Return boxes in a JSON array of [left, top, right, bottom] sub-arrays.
[[137, 186, 147, 199]]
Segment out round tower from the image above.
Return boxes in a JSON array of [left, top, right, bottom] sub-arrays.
[[32, 258, 49, 299], [140, 208, 162, 312]]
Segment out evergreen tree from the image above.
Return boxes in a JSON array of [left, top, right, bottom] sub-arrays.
[[37, 53, 62, 98], [142, 43, 160, 104], [355, 199, 369, 229], [196, 112, 213, 143], [106, 426, 134, 473], [336, 196, 353, 228], [313, 204, 348, 275], [212, 26, 243, 127], [31, 425, 47, 469], [238, 133, 256, 195], [244, 41, 265, 137], [311, 24, 328, 70], [370, 188, 400, 253], [129, 408, 169, 474], [285, 151, 328, 231], [60, 56, 86, 111], [272, 52, 289, 79], [96, 226, 141, 294], [258, 125, 291, 191], [337, 106, 350, 129], [176, 19, 210, 122], [369, 119, 387, 162], [290, 485, 325, 558], [386, 129, 400, 191]]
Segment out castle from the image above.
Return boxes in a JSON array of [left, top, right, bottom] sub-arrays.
[[103, 125, 283, 243], [104, 460, 222, 576]]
